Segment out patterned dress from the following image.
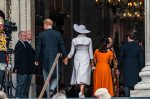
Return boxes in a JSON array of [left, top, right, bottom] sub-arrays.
[[111, 49, 119, 97]]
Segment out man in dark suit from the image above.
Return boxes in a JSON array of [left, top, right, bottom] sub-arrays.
[[23, 30, 36, 97], [13, 31, 30, 98], [116, 33, 144, 97], [35, 19, 67, 96]]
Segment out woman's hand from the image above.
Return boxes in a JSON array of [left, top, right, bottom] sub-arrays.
[[116, 69, 120, 75], [91, 63, 94, 68], [64, 60, 68, 65], [91, 59, 94, 69], [63, 57, 69, 65]]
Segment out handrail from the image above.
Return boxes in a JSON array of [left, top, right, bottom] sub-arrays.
[[38, 53, 62, 99]]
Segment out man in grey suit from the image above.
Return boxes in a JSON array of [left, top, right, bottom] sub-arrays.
[[35, 19, 67, 95]]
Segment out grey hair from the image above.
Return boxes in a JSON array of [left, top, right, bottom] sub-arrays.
[[18, 31, 25, 37], [0, 91, 7, 99], [52, 92, 66, 99]]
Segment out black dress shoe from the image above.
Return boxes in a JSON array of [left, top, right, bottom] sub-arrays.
[[49, 90, 54, 95]]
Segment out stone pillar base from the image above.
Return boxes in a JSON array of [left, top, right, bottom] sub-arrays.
[[130, 90, 150, 97]]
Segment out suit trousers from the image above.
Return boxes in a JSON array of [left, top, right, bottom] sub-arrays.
[[43, 69, 59, 94], [124, 85, 134, 97], [16, 74, 32, 98]]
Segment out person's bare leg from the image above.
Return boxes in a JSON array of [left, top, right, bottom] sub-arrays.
[[80, 84, 85, 95]]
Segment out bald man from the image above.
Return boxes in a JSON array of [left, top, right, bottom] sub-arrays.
[[23, 30, 36, 97], [35, 19, 67, 96]]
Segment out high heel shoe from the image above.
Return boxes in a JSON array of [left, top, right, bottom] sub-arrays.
[[79, 92, 85, 98], [79, 92, 82, 98], [82, 94, 85, 98]]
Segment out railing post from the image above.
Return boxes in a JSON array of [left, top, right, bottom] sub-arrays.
[[47, 83, 50, 99], [57, 61, 59, 93], [38, 53, 62, 99]]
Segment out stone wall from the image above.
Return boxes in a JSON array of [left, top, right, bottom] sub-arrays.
[[0, 0, 36, 97]]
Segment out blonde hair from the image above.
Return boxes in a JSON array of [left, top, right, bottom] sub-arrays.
[[52, 92, 66, 99], [44, 19, 53, 26], [0, 91, 7, 99], [95, 88, 111, 99]]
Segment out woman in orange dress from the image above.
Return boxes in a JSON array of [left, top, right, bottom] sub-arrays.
[[93, 38, 114, 97]]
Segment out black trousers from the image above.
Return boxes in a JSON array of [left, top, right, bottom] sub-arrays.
[[0, 70, 5, 90]]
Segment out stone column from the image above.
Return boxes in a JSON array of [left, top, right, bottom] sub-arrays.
[[0, 0, 6, 14], [130, 0, 150, 97], [30, 0, 36, 98], [11, 0, 20, 97]]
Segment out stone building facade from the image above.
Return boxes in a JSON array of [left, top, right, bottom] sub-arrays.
[[0, 0, 36, 97], [0, 0, 149, 98]]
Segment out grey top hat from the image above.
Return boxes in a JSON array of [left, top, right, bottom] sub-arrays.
[[73, 24, 91, 34]]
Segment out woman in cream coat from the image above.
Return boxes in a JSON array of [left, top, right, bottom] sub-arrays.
[[64, 24, 94, 98]]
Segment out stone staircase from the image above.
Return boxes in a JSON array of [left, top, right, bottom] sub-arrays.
[[9, 97, 150, 99]]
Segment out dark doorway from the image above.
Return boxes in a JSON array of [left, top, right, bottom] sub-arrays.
[[34, 0, 145, 98]]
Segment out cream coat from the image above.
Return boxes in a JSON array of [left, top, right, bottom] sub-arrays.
[[68, 34, 93, 85]]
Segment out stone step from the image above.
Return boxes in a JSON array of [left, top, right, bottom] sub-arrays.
[[9, 97, 150, 99]]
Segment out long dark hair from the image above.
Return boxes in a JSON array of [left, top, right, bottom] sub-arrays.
[[98, 38, 109, 53]]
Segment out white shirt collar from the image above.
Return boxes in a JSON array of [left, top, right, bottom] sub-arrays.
[[26, 40, 31, 44], [129, 40, 134, 42], [47, 27, 52, 29], [19, 40, 26, 47], [19, 40, 24, 44]]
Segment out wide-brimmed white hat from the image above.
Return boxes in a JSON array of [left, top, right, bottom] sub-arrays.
[[73, 24, 91, 34]]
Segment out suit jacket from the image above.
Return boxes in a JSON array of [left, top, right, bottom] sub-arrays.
[[13, 40, 29, 74], [35, 28, 67, 77], [117, 41, 144, 87], [24, 41, 37, 74]]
